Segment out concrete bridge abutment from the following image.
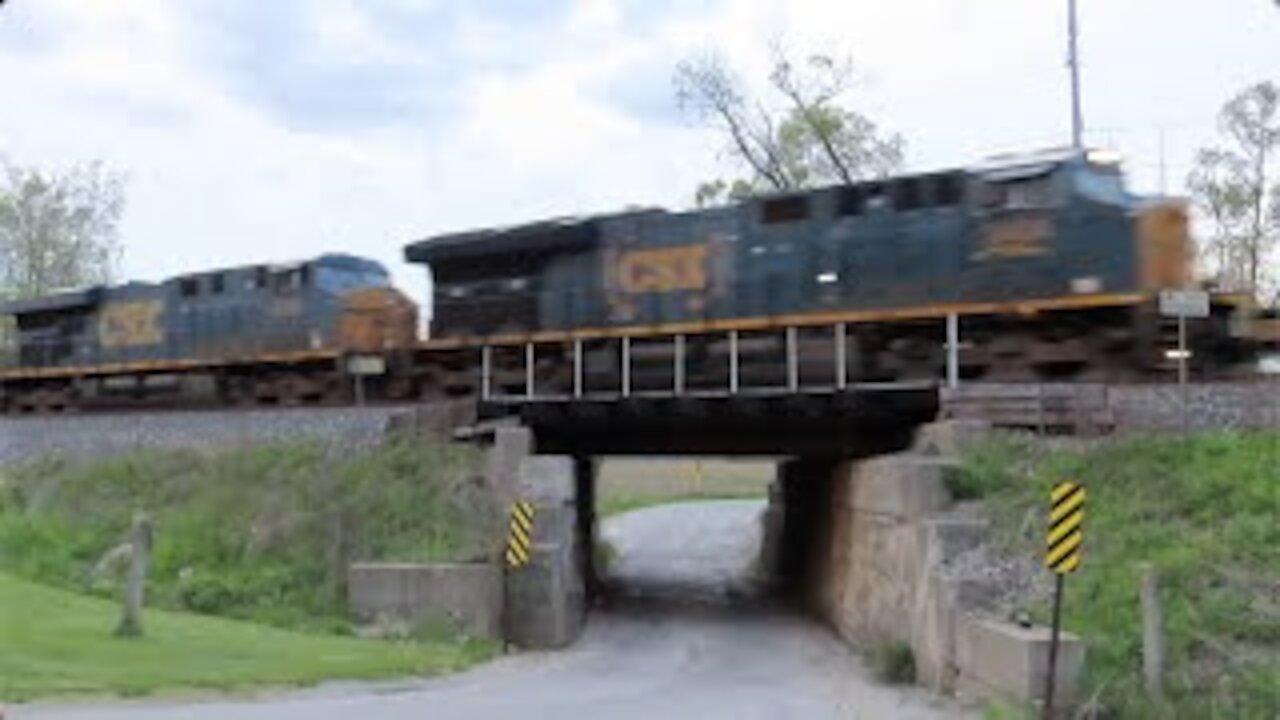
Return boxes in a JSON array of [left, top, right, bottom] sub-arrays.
[[477, 424, 591, 650], [463, 409, 1084, 709], [764, 420, 1086, 709]]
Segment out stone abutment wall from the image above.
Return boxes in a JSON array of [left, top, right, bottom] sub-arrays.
[[772, 420, 1087, 709]]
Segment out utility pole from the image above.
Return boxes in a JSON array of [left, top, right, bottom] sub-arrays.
[[1068, 0, 1084, 149], [1158, 127, 1168, 195]]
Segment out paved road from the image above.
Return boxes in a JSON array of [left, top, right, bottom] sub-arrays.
[[600, 498, 768, 602], [16, 500, 972, 720]]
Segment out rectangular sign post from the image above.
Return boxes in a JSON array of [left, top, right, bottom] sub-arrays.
[[1159, 290, 1209, 434], [946, 313, 960, 390], [1043, 481, 1085, 719], [346, 355, 386, 407], [502, 500, 535, 652]]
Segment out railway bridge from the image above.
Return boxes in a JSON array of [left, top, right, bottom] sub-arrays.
[[399, 336, 1065, 701]]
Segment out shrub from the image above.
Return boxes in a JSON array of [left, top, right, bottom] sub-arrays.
[[870, 640, 915, 685]]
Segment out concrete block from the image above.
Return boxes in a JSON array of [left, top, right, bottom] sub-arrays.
[[348, 562, 502, 639], [506, 524, 585, 649], [956, 617, 1086, 708], [922, 517, 988, 566], [505, 454, 585, 650], [912, 419, 994, 457], [483, 425, 532, 497], [913, 571, 1006, 691], [844, 456, 956, 519], [913, 573, 961, 691], [518, 455, 576, 505]]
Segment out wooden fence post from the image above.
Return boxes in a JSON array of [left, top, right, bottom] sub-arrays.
[[1140, 562, 1165, 701], [115, 513, 153, 638]]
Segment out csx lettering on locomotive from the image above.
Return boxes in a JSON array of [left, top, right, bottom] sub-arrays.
[[614, 244, 710, 294], [98, 300, 164, 348], [975, 217, 1052, 260]]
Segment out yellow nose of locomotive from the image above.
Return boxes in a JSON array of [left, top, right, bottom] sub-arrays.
[[337, 287, 419, 353], [1136, 200, 1193, 290]]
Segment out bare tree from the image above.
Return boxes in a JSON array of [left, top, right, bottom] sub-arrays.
[[0, 159, 125, 302], [676, 53, 793, 193], [675, 46, 903, 206], [1186, 81, 1279, 301]]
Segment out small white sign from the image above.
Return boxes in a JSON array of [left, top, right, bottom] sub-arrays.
[[346, 355, 386, 376], [1159, 290, 1210, 318]]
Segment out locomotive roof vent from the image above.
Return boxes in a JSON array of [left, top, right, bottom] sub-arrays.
[[760, 195, 810, 224]]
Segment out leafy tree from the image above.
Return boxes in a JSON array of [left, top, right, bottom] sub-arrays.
[[675, 46, 903, 207], [0, 159, 125, 359], [1186, 81, 1279, 303], [0, 160, 124, 300]]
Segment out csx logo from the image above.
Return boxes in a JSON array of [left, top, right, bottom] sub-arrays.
[[974, 217, 1052, 260], [615, 244, 710, 294], [99, 301, 164, 348]]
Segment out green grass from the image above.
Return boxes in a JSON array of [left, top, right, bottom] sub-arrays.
[[959, 431, 1280, 718], [0, 438, 488, 634], [596, 458, 771, 517], [0, 572, 494, 702]]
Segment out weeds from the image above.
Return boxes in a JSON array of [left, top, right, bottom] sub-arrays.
[[870, 640, 916, 685], [0, 438, 489, 634]]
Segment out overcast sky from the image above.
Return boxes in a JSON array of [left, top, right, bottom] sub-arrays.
[[0, 0, 1276, 306]]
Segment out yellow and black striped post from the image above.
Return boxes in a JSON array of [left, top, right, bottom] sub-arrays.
[[1043, 481, 1085, 720], [1047, 481, 1085, 574], [506, 500, 535, 569]]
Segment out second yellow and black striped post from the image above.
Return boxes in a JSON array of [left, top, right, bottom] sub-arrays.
[[1046, 481, 1085, 574], [506, 500, 535, 569], [1042, 480, 1085, 719]]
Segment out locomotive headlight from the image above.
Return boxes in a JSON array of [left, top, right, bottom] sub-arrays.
[[817, 272, 839, 284], [1086, 149, 1123, 166]]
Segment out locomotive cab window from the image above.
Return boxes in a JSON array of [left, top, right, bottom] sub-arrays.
[[1074, 165, 1128, 205], [976, 173, 1059, 211], [179, 277, 200, 298], [317, 265, 391, 295]]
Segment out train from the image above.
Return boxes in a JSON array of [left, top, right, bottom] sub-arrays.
[[1, 148, 1275, 412], [0, 254, 417, 409], [405, 147, 1270, 383]]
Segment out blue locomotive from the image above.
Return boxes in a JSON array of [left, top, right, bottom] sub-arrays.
[[407, 148, 1256, 379], [1, 254, 416, 408]]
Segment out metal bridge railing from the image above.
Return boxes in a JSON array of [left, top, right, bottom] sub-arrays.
[[476, 320, 926, 405]]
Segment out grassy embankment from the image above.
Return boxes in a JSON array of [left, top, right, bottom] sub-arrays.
[[596, 458, 772, 517], [0, 438, 497, 701], [957, 432, 1278, 719], [0, 571, 490, 701]]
